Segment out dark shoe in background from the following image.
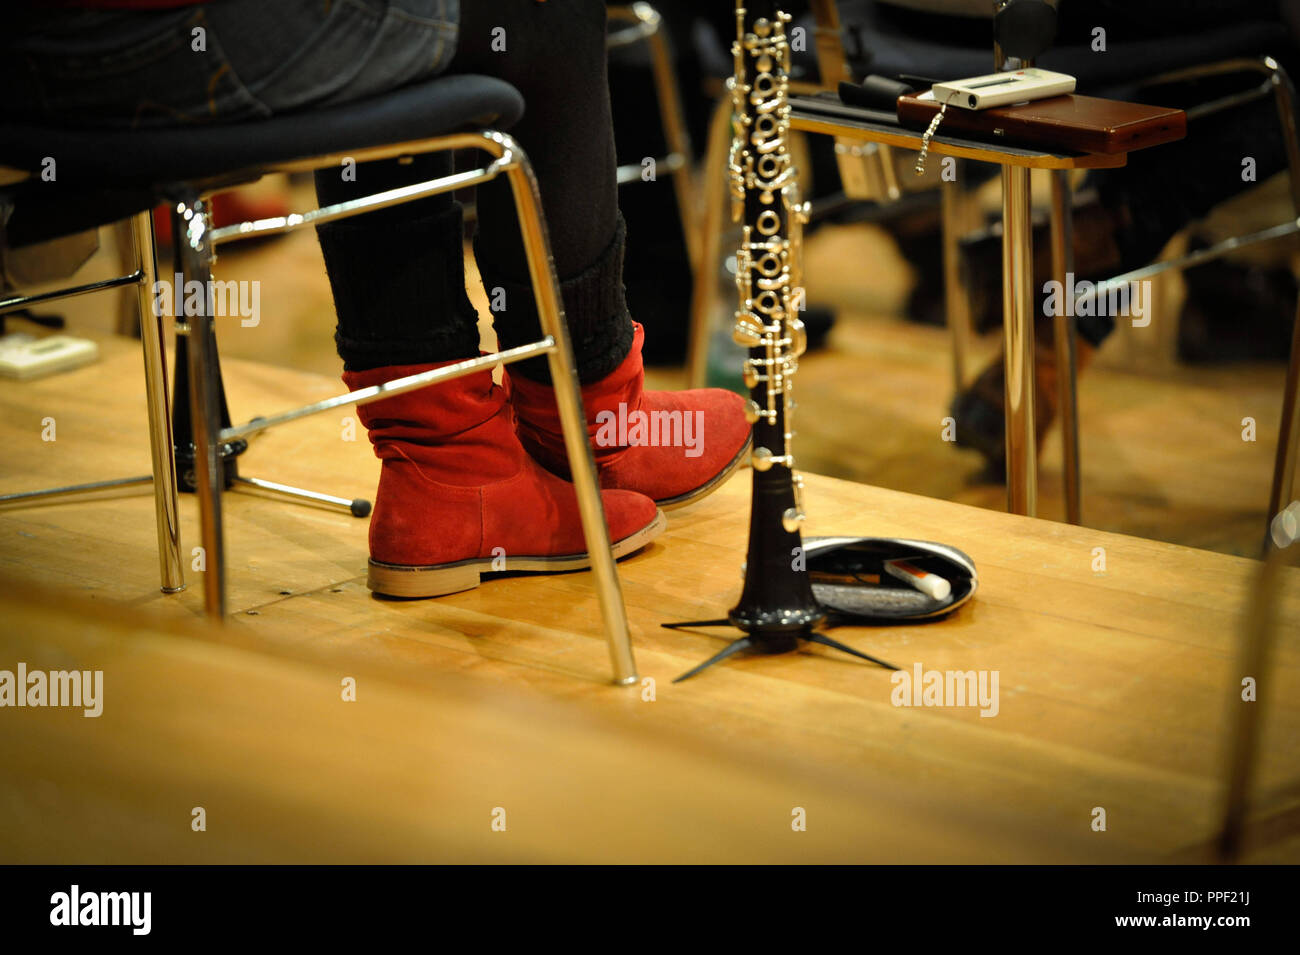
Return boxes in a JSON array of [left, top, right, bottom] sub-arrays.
[[949, 317, 1096, 480], [1177, 238, 1297, 363], [956, 199, 1125, 335]]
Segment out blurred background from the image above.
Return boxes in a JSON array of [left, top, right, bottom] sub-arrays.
[[6, 0, 1297, 558]]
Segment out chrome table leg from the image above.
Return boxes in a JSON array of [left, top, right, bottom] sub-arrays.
[[1049, 171, 1081, 525], [1001, 165, 1037, 517]]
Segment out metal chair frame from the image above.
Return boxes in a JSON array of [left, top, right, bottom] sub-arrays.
[[2, 128, 641, 686], [0, 206, 371, 585], [178, 129, 639, 685], [608, 2, 700, 262], [0, 210, 186, 594]]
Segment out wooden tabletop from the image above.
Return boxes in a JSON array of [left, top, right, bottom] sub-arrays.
[[1, 338, 1297, 862], [789, 95, 1129, 170]]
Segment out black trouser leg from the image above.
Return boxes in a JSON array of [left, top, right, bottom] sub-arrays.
[[314, 153, 481, 372], [450, 0, 635, 383]]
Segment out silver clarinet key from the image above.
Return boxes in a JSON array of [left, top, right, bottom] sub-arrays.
[[914, 101, 948, 177]]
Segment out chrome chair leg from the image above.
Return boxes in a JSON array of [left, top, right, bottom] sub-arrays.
[[0, 475, 154, 506], [1266, 58, 1300, 548], [686, 93, 734, 390], [641, 5, 698, 262], [131, 209, 185, 592], [1263, 57, 1300, 211], [609, 3, 699, 263], [1049, 170, 1081, 526], [1270, 304, 1300, 550], [173, 194, 226, 618], [1213, 59, 1300, 858], [0, 210, 185, 594], [1001, 165, 1037, 517], [940, 165, 974, 394], [1218, 511, 1296, 859], [499, 140, 639, 686]]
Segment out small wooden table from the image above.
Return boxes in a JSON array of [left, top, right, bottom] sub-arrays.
[[785, 93, 1174, 522]]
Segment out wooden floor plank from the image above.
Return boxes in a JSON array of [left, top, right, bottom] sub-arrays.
[[1, 336, 1297, 862]]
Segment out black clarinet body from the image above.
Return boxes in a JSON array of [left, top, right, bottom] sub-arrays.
[[727, 1, 824, 647]]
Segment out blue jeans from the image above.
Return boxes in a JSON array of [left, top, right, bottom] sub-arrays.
[[4, 0, 459, 127], [4, 0, 631, 378]]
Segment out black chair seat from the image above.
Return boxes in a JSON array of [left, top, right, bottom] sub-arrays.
[[0, 73, 523, 184], [797, 2, 1289, 93], [0, 73, 524, 245]]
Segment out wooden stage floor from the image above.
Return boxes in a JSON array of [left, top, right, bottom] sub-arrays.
[[1, 336, 1298, 863]]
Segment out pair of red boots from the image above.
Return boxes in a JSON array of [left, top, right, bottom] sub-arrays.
[[343, 324, 750, 597]]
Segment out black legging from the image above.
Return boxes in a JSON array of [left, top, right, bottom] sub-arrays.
[[315, 0, 633, 379], [4, 0, 634, 381]]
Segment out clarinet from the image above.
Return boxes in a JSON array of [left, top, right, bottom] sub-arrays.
[[727, 2, 823, 646]]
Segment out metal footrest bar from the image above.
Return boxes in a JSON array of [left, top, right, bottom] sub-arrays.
[[0, 474, 152, 506], [230, 475, 370, 518], [616, 152, 687, 185], [0, 269, 143, 316], [1075, 218, 1300, 310], [221, 339, 554, 443], [208, 161, 506, 246]]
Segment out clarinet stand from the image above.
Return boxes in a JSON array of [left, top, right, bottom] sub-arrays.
[[663, 617, 899, 683], [663, 2, 899, 683]]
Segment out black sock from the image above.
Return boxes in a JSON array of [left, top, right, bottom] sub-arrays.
[[478, 214, 635, 384], [317, 201, 480, 372]]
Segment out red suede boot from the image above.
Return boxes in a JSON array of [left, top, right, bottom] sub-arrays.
[[505, 323, 751, 509], [343, 363, 666, 598]]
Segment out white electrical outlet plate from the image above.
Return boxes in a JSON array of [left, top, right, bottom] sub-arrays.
[[932, 68, 1076, 110], [0, 333, 100, 380]]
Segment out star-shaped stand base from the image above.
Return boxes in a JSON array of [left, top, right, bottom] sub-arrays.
[[662, 620, 900, 682]]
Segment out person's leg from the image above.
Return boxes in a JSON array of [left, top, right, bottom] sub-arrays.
[[444, 0, 750, 509], [2, 1, 665, 593], [206, 0, 478, 376], [1093, 95, 1290, 274], [1055, 0, 1298, 278], [314, 155, 481, 372], [2, 0, 459, 126], [3, 0, 475, 374], [448, 0, 632, 385], [296, 2, 663, 591], [209, 0, 478, 375]]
